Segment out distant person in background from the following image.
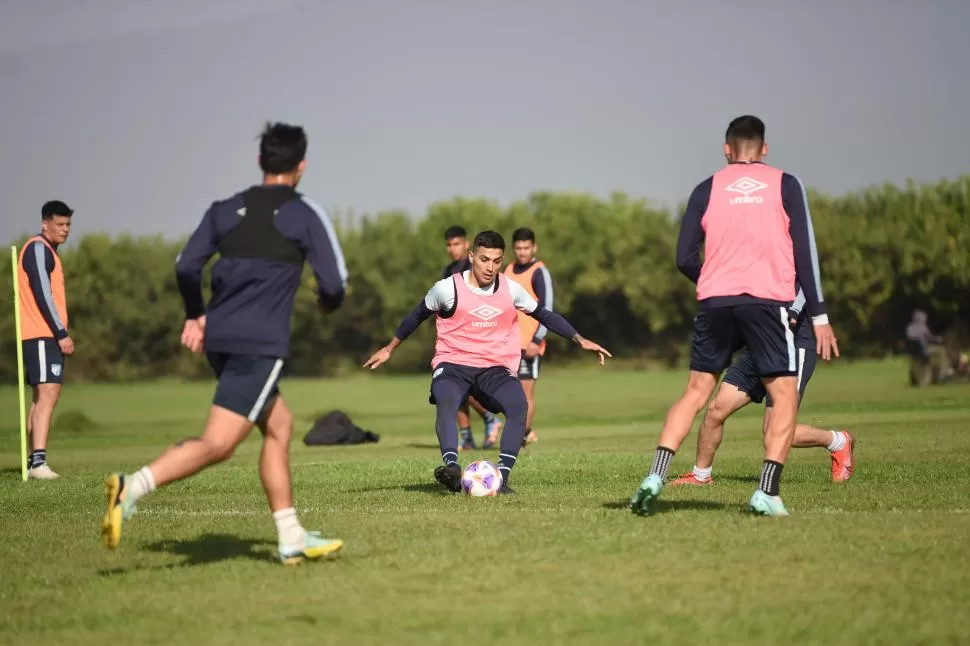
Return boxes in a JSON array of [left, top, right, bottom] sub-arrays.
[[441, 225, 505, 450], [906, 309, 952, 381], [503, 227, 554, 447], [18, 200, 76, 480]]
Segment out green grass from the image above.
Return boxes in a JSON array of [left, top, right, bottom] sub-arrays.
[[1, 358, 969, 646]]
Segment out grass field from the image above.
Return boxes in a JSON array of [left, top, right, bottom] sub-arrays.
[[1, 358, 969, 646]]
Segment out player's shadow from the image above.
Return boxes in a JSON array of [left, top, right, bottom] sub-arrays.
[[98, 533, 275, 575], [714, 474, 760, 484], [404, 442, 444, 450], [348, 481, 453, 496], [602, 499, 727, 514]]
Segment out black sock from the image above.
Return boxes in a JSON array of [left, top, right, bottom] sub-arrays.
[[649, 446, 675, 479], [29, 449, 46, 469], [497, 453, 516, 483], [459, 426, 472, 441], [759, 460, 784, 496], [441, 451, 459, 469]]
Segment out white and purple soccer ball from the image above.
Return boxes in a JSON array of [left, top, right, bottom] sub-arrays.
[[461, 460, 503, 497]]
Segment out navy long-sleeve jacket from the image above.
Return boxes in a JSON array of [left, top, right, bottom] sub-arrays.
[[675, 165, 827, 320], [175, 185, 348, 358]]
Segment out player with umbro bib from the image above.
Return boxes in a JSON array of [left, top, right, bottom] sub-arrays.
[[630, 115, 840, 518], [363, 231, 610, 494]]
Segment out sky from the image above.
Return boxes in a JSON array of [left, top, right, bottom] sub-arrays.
[[1, 0, 969, 243]]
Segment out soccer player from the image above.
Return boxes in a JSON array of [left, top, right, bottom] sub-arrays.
[[441, 225, 505, 450], [503, 227, 554, 447], [670, 287, 855, 487], [629, 115, 839, 518], [17, 200, 76, 480], [102, 122, 349, 565], [363, 230, 610, 493]]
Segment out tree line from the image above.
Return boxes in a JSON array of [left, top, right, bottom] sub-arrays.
[[1, 175, 968, 383]]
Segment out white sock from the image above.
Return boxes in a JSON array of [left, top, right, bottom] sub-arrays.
[[692, 465, 713, 481], [273, 507, 305, 547], [126, 467, 156, 504], [826, 431, 846, 452]]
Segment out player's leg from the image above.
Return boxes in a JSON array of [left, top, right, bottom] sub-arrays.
[[258, 395, 343, 563], [472, 367, 528, 492], [456, 400, 476, 451], [670, 372, 755, 486], [768, 347, 856, 482], [519, 353, 539, 446], [101, 354, 281, 549], [631, 308, 738, 515], [25, 339, 64, 479], [469, 395, 503, 449], [737, 305, 799, 517], [431, 364, 473, 491]]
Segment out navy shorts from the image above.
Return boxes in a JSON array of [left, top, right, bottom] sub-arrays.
[[517, 351, 541, 381], [724, 344, 817, 407], [430, 362, 522, 414], [23, 338, 65, 386], [690, 304, 799, 377], [207, 352, 284, 423]]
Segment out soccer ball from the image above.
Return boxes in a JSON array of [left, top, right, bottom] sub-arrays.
[[461, 460, 503, 497]]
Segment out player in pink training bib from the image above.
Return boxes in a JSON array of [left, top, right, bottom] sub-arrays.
[[363, 230, 611, 494]]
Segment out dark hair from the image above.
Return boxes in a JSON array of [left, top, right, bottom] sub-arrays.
[[725, 115, 766, 148], [511, 227, 535, 243], [444, 225, 467, 241], [41, 200, 73, 220], [259, 122, 308, 174], [472, 230, 505, 251]]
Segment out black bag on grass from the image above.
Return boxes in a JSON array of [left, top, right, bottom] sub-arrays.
[[303, 410, 380, 446]]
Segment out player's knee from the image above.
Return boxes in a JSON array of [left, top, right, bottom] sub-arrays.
[[704, 398, 731, 425], [205, 436, 237, 463], [683, 379, 715, 411], [263, 409, 294, 443]]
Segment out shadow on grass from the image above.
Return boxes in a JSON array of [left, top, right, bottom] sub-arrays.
[[602, 499, 728, 514], [347, 481, 454, 496], [714, 474, 760, 484], [0, 467, 23, 477], [404, 442, 443, 450], [98, 533, 276, 575]]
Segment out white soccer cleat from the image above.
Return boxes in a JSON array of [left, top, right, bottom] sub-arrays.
[[28, 464, 60, 480]]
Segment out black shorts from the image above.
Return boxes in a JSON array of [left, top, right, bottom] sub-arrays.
[[207, 352, 284, 423], [723, 345, 817, 407], [690, 304, 799, 377], [430, 362, 521, 414], [23, 339, 65, 386], [517, 351, 541, 381]]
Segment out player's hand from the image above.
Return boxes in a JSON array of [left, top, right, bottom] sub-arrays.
[[525, 342, 540, 359], [59, 336, 75, 356], [363, 346, 393, 370], [576, 337, 612, 365], [181, 317, 205, 354], [814, 323, 840, 361]]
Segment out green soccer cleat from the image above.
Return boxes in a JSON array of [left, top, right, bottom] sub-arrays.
[[749, 490, 790, 517], [278, 530, 344, 566], [629, 473, 664, 516], [101, 473, 138, 549]]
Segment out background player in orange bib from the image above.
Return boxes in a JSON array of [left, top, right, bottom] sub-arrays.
[[17, 200, 76, 480], [503, 228, 554, 447]]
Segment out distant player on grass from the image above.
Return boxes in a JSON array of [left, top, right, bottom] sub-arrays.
[[363, 230, 610, 493], [102, 122, 349, 565], [441, 225, 505, 450], [629, 115, 839, 518], [17, 200, 76, 480], [670, 287, 855, 488], [503, 227, 555, 447]]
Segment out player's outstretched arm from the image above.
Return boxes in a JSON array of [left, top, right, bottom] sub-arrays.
[[175, 203, 219, 354], [527, 306, 612, 365]]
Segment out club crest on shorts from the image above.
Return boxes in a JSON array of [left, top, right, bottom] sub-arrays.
[[51, 364, 62, 377]]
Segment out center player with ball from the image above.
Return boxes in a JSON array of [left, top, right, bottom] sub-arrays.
[[363, 230, 610, 494]]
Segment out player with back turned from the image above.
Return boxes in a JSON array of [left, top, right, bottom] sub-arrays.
[[629, 115, 839, 518], [101, 122, 350, 564]]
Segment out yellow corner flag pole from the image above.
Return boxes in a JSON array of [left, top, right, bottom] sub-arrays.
[[11, 246, 27, 482]]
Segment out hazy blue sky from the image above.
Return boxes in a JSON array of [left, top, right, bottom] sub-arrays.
[[2, 0, 968, 243]]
